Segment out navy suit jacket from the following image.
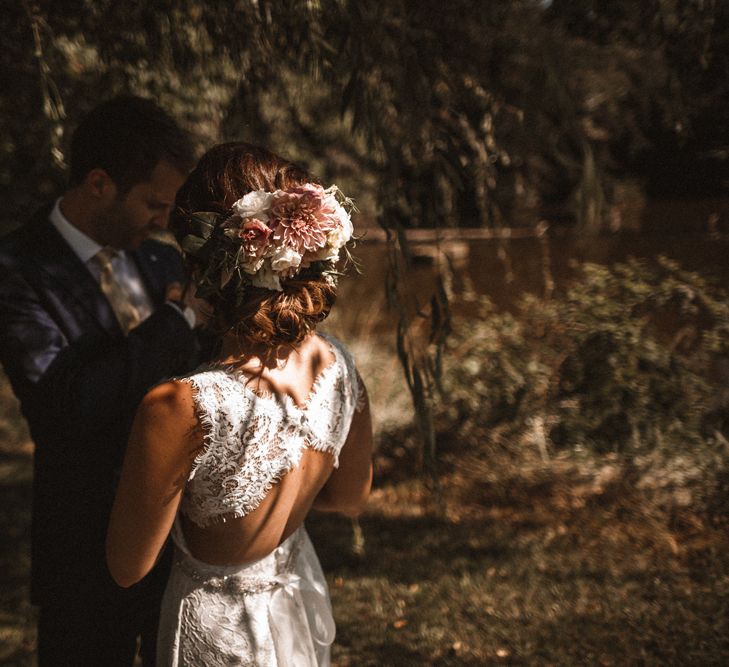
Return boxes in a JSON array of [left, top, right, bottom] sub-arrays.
[[0, 207, 201, 605]]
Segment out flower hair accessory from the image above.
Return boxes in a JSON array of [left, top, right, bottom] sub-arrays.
[[180, 183, 356, 297]]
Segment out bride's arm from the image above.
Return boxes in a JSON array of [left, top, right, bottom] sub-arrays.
[[313, 380, 373, 518], [106, 380, 200, 588]]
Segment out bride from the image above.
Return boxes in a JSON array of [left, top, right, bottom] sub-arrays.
[[106, 142, 373, 666]]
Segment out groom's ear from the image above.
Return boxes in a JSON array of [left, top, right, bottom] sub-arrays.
[[85, 168, 118, 202]]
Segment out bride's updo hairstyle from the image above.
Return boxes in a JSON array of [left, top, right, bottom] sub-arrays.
[[171, 142, 340, 348]]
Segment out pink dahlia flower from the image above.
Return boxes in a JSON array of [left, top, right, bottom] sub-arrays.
[[269, 184, 339, 255]]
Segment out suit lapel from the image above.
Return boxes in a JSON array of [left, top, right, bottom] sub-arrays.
[[131, 243, 168, 307], [29, 215, 122, 335]]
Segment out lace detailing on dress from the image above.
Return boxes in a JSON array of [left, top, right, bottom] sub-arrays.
[[176, 334, 362, 527], [158, 524, 334, 667]]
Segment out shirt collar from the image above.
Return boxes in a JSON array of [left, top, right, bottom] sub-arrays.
[[49, 197, 106, 264]]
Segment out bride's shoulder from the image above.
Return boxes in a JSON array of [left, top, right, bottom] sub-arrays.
[[166, 365, 242, 397], [316, 332, 352, 361], [134, 380, 200, 446], [141, 379, 197, 417], [316, 332, 358, 372]]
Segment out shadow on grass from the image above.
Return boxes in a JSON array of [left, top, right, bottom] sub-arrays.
[[0, 451, 32, 575], [307, 512, 512, 584], [0, 450, 35, 666], [306, 471, 729, 666]]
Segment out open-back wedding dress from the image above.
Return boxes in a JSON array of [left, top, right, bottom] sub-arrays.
[[156, 334, 363, 667]]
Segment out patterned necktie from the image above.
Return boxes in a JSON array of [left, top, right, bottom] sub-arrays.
[[93, 247, 142, 334]]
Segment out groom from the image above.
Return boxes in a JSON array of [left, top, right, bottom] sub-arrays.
[[0, 96, 203, 665]]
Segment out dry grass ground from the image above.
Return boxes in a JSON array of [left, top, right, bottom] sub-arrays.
[[311, 440, 729, 666], [0, 375, 34, 665]]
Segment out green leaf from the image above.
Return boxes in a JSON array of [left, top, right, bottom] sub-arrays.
[[188, 212, 220, 239], [181, 234, 207, 255]]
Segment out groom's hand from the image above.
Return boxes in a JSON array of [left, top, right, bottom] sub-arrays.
[[165, 281, 184, 304], [166, 281, 213, 329]]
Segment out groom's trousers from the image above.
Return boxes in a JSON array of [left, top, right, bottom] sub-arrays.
[[34, 546, 173, 666], [37, 597, 160, 667]]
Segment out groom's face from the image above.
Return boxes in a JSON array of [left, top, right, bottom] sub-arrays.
[[102, 160, 186, 250]]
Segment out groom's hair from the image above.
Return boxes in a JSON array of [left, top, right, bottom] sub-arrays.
[[68, 95, 196, 193]]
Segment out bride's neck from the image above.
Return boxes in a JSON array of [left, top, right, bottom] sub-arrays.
[[217, 332, 310, 371]]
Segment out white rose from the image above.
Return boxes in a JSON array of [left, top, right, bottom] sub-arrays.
[[326, 197, 353, 243], [270, 245, 303, 273], [250, 262, 282, 291], [304, 244, 340, 264], [232, 191, 274, 221], [326, 226, 347, 250]]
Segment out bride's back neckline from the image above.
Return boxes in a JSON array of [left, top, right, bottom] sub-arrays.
[[203, 333, 340, 412]]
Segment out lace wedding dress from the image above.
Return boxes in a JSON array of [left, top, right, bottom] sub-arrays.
[[156, 334, 364, 667]]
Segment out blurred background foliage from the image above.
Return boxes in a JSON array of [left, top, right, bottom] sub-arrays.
[[2, 0, 727, 233], [443, 258, 729, 509]]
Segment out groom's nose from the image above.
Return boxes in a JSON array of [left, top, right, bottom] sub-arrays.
[[149, 205, 174, 230]]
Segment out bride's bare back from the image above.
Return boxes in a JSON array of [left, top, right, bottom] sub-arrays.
[[183, 334, 364, 565], [107, 333, 372, 586], [182, 447, 334, 564]]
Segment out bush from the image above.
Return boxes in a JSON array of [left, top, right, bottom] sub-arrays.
[[441, 257, 729, 507]]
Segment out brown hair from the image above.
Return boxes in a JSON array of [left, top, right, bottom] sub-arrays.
[[70, 95, 195, 193], [170, 142, 337, 348]]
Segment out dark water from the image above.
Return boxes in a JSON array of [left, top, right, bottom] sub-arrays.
[[336, 232, 729, 328]]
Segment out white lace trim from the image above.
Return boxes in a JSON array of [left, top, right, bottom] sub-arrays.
[[175, 334, 362, 527]]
